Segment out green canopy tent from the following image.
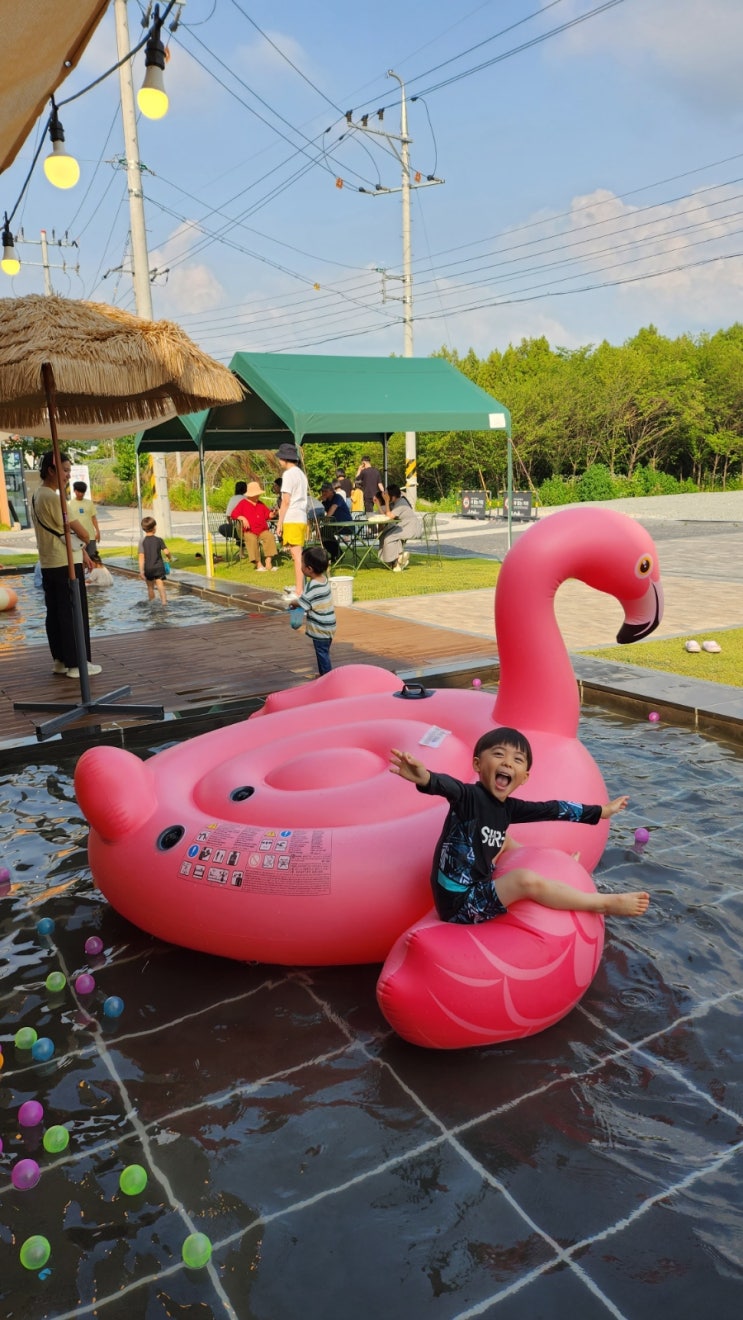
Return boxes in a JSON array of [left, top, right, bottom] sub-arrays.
[[137, 353, 513, 574]]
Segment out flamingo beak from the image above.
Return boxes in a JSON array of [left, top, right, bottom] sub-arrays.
[[616, 579, 664, 644]]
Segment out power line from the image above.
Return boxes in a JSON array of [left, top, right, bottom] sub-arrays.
[[227, 0, 344, 114]]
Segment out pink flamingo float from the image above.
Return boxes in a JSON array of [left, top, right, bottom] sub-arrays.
[[74, 507, 662, 1048]]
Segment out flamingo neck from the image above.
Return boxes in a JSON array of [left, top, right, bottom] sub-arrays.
[[492, 534, 580, 737]]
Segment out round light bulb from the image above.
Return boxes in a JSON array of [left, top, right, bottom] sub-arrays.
[[138, 67, 169, 120], [1, 252, 20, 276], [44, 141, 80, 189]]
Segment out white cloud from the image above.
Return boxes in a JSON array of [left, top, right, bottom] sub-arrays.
[[235, 31, 320, 85], [556, 0, 743, 115], [150, 222, 226, 317]]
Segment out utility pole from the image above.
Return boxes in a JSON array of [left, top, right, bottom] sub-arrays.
[[349, 74, 443, 508], [1, 229, 79, 294], [113, 0, 172, 536]]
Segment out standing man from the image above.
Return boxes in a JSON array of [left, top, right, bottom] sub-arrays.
[[355, 456, 385, 513], [275, 442, 309, 601], [32, 451, 101, 678], [68, 480, 100, 558]]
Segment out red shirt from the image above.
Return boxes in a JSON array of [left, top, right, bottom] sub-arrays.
[[231, 498, 271, 534]]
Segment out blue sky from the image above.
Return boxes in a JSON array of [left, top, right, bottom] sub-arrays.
[[3, 0, 743, 362]]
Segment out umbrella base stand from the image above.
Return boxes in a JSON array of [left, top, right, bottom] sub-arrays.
[[14, 686, 166, 742]]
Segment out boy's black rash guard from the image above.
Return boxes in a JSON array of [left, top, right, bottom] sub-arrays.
[[418, 772, 603, 922]]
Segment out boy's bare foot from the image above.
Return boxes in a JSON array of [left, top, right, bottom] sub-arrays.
[[602, 891, 650, 917]]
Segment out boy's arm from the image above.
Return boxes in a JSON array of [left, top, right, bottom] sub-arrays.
[[138, 551, 145, 577], [92, 512, 101, 541], [276, 491, 290, 535], [601, 795, 629, 819], [389, 748, 430, 787]]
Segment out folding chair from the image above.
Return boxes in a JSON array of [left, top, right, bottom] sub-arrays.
[[420, 511, 442, 565]]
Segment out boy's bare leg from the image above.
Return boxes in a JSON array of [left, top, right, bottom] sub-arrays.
[[495, 867, 649, 917], [288, 544, 303, 594], [156, 578, 167, 605], [146, 580, 155, 602]]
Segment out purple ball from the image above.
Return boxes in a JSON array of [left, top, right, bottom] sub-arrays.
[[471, 678, 482, 689], [634, 827, 650, 846], [0, 866, 11, 893], [75, 972, 96, 995], [18, 1100, 44, 1128], [84, 936, 104, 957], [648, 711, 660, 724], [12, 1158, 41, 1191]]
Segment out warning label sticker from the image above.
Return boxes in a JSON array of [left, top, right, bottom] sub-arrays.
[[181, 824, 332, 896]]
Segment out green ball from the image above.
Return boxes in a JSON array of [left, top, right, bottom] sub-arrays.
[[43, 1124, 70, 1154], [182, 1232, 212, 1269], [45, 971, 67, 994], [14, 1026, 38, 1049], [119, 1163, 148, 1196], [20, 1235, 51, 1271]]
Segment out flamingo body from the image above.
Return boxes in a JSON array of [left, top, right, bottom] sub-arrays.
[[74, 508, 662, 1045]]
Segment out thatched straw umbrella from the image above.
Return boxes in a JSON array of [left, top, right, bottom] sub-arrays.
[[0, 293, 243, 737]]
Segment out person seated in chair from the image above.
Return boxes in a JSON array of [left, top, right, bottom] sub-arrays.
[[226, 480, 247, 517], [378, 484, 421, 571], [231, 481, 279, 571], [319, 481, 351, 563]]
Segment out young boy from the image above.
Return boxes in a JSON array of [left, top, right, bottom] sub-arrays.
[[138, 516, 171, 605], [292, 545, 336, 675], [390, 727, 650, 924]]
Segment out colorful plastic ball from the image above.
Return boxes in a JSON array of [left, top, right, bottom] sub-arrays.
[[0, 585, 18, 612], [45, 971, 67, 994], [31, 1037, 55, 1063], [14, 1026, 38, 1049], [74, 973, 96, 995], [648, 711, 660, 723], [103, 995, 124, 1019], [43, 1124, 70, 1154], [20, 1235, 51, 1270], [634, 827, 650, 846], [36, 917, 55, 937], [0, 866, 11, 893], [471, 677, 482, 688], [11, 1158, 41, 1190], [119, 1163, 148, 1196], [84, 936, 104, 956], [182, 1232, 213, 1269], [19, 1100, 44, 1127]]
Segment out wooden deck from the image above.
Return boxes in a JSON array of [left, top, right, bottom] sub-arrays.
[[1, 601, 498, 751]]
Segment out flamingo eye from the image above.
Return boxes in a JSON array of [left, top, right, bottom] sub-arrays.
[[636, 555, 653, 577]]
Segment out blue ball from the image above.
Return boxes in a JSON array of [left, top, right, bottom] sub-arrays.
[[31, 1036, 55, 1063], [36, 917, 55, 937], [103, 995, 124, 1019]]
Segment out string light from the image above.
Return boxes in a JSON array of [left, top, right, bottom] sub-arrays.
[[1, 216, 20, 275], [43, 104, 80, 190], [138, 5, 169, 120]]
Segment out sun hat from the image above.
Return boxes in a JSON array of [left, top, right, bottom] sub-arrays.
[[246, 481, 264, 497], [276, 442, 300, 462]]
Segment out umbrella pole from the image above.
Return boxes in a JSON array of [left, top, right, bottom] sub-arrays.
[[199, 441, 214, 579], [13, 362, 165, 740]]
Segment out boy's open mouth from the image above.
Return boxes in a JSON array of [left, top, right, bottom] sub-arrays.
[[494, 771, 511, 790]]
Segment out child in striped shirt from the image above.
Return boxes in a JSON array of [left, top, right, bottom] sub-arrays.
[[295, 545, 337, 675]]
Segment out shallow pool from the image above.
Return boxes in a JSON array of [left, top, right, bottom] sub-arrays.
[[0, 570, 245, 653], [1, 707, 742, 1318]]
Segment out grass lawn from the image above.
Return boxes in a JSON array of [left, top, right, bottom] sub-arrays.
[[174, 544, 502, 601], [582, 630, 743, 688]]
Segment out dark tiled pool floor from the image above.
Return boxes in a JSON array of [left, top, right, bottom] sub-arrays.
[[2, 707, 743, 1318]]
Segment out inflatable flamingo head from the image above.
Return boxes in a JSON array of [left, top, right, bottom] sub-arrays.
[[494, 506, 664, 737]]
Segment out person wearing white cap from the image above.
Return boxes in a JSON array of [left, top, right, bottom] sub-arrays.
[[275, 443, 309, 598], [230, 481, 278, 571]]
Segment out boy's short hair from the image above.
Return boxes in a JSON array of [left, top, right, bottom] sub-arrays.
[[474, 726, 533, 769], [301, 544, 329, 574], [235, 480, 247, 495], [386, 484, 401, 500], [73, 481, 87, 494], [141, 516, 157, 532]]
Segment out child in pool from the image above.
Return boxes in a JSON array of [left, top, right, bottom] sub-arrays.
[[389, 726, 650, 924]]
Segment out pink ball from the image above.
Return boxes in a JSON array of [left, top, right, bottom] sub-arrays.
[[75, 973, 96, 995], [648, 711, 660, 723], [471, 677, 482, 688], [634, 827, 650, 846], [11, 1158, 41, 1190], [84, 936, 104, 957], [18, 1100, 44, 1128]]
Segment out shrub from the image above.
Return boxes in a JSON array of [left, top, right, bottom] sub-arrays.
[[577, 464, 620, 502], [537, 475, 577, 506]]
